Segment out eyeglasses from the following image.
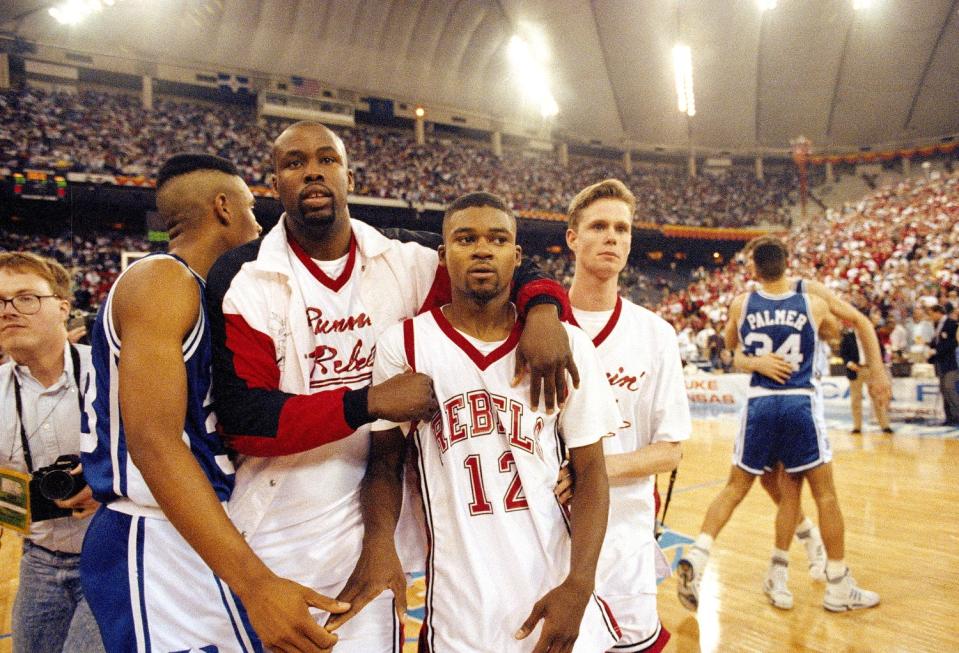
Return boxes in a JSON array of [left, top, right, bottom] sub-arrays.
[[0, 294, 61, 315]]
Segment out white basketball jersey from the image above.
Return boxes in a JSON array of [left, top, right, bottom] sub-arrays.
[[231, 242, 376, 539], [373, 308, 622, 652], [571, 297, 692, 597]]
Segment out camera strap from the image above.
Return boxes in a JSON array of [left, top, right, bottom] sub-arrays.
[[12, 344, 83, 474]]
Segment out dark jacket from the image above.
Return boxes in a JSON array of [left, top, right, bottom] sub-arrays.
[[929, 317, 958, 376], [839, 330, 861, 380]]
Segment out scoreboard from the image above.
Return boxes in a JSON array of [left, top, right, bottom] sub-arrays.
[[12, 169, 67, 201]]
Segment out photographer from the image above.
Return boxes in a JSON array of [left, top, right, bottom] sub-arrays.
[[0, 252, 104, 653]]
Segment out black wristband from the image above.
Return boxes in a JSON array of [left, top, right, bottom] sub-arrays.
[[524, 295, 563, 315], [344, 386, 373, 429]]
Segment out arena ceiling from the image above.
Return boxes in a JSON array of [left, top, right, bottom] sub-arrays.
[[3, 0, 958, 153]]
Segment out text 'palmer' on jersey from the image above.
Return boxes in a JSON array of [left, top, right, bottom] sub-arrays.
[[373, 309, 622, 653], [81, 252, 235, 510], [737, 284, 819, 391]]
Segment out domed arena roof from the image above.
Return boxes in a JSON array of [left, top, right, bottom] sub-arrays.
[[3, 0, 957, 152]]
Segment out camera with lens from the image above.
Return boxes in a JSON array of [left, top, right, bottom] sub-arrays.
[[29, 454, 87, 522]]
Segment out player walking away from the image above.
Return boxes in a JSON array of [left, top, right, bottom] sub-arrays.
[[677, 237, 879, 613], [205, 122, 578, 652], [368, 192, 621, 652], [562, 179, 689, 653], [80, 154, 349, 653]]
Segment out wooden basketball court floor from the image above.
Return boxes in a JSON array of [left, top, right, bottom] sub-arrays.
[[0, 418, 954, 652]]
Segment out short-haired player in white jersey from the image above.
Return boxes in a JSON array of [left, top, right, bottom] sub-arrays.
[[370, 192, 622, 652], [80, 154, 349, 652], [562, 179, 690, 653], [678, 237, 879, 614]]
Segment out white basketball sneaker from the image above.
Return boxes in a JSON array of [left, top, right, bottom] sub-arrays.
[[763, 562, 794, 609], [798, 526, 827, 581], [677, 546, 707, 611], [823, 569, 880, 612]]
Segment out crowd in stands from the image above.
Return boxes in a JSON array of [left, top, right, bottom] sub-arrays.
[[0, 229, 156, 312], [0, 223, 682, 319], [7, 83, 957, 373], [1, 85, 798, 227], [657, 171, 959, 367], [3, 170, 956, 376]]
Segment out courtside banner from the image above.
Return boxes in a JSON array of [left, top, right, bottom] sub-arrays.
[[686, 373, 945, 423]]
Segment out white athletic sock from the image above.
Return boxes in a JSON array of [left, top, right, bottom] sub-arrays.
[[795, 517, 815, 538], [694, 533, 714, 554], [826, 559, 846, 581], [772, 548, 790, 565]]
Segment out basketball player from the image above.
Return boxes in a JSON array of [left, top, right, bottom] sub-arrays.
[[752, 327, 835, 586], [677, 237, 879, 612], [80, 154, 351, 653], [205, 122, 577, 651], [734, 236, 893, 409], [737, 233, 887, 587], [562, 179, 689, 653], [369, 192, 621, 652]]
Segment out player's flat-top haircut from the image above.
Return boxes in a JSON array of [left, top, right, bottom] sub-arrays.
[[157, 153, 240, 190], [751, 236, 788, 282], [567, 178, 636, 231], [443, 192, 515, 232]]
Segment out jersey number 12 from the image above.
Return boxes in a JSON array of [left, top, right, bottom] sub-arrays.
[[463, 452, 529, 516]]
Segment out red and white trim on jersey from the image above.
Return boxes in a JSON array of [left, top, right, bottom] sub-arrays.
[[595, 595, 624, 642], [412, 428, 438, 653], [567, 295, 623, 347], [287, 228, 357, 292], [609, 620, 670, 653], [431, 307, 522, 370]]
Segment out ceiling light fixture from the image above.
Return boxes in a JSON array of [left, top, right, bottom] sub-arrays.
[[508, 34, 559, 119], [48, 0, 127, 26], [673, 43, 695, 117]]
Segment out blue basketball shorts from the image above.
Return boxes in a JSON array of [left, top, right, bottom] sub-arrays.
[[80, 505, 261, 653], [732, 392, 831, 475]]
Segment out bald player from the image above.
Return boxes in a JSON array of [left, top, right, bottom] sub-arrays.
[[81, 154, 348, 653]]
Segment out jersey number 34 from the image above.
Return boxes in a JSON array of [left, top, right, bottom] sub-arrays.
[[744, 332, 804, 368]]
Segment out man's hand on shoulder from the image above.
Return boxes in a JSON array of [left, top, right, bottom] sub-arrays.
[[514, 304, 579, 414]]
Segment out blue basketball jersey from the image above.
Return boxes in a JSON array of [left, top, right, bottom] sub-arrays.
[[738, 282, 818, 390], [81, 253, 235, 508]]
